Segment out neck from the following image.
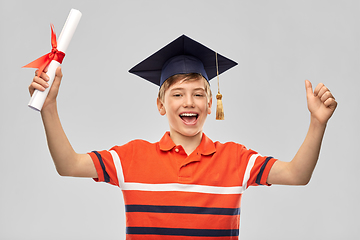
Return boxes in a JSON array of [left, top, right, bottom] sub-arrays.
[[169, 130, 203, 156]]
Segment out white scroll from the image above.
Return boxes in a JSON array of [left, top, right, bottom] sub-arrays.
[[28, 9, 82, 111]]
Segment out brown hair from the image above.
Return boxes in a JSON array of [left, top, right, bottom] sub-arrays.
[[158, 73, 212, 102]]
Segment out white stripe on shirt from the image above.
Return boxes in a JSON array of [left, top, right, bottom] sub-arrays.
[[242, 154, 260, 190], [110, 149, 255, 195], [122, 182, 245, 195], [110, 150, 125, 188]]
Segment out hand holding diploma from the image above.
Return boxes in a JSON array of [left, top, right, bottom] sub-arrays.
[[29, 66, 63, 111], [24, 9, 82, 111]]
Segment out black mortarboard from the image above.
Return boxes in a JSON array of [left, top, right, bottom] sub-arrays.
[[128, 35, 238, 87]]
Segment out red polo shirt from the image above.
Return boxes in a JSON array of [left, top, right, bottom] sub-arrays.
[[89, 132, 277, 239]]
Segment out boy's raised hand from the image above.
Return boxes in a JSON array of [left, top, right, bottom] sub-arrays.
[[29, 66, 63, 110], [268, 81, 337, 185], [305, 80, 337, 125]]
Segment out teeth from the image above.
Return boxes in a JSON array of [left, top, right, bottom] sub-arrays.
[[180, 113, 198, 117]]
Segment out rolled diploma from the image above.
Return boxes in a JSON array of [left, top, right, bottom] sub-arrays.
[[28, 9, 82, 111]]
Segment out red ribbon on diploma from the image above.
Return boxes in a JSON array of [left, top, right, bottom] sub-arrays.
[[23, 24, 65, 76]]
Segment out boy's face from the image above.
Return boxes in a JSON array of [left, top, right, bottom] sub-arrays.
[[157, 77, 212, 138]]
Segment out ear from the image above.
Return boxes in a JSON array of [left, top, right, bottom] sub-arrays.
[[157, 97, 166, 116], [207, 97, 212, 115]]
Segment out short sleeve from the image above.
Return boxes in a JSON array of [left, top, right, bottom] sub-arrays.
[[88, 140, 155, 188], [238, 145, 277, 188], [88, 150, 120, 186]]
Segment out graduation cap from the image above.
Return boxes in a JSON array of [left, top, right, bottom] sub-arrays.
[[129, 35, 238, 120]]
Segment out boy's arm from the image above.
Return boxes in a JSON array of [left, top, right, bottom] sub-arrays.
[[30, 67, 97, 178], [267, 80, 337, 185]]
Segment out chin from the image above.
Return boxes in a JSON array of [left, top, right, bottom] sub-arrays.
[[178, 128, 203, 137]]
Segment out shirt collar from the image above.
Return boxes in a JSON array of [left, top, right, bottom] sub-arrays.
[[159, 131, 216, 156], [159, 132, 176, 151]]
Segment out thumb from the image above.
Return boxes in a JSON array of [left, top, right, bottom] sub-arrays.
[[305, 80, 313, 97], [54, 66, 63, 83], [55, 66, 63, 78], [50, 66, 63, 92]]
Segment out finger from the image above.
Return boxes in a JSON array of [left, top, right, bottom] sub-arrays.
[[316, 85, 329, 99], [53, 66, 63, 84], [313, 83, 324, 97], [50, 66, 63, 91], [305, 80, 313, 96], [55, 66, 63, 79], [35, 69, 50, 81], [29, 81, 46, 95], [323, 97, 337, 109], [33, 76, 49, 90], [39, 71, 50, 81], [320, 91, 333, 103], [29, 81, 35, 95]]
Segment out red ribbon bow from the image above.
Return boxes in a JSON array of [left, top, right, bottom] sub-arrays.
[[23, 24, 65, 76]]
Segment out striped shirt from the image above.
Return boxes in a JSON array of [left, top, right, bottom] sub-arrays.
[[89, 132, 277, 239]]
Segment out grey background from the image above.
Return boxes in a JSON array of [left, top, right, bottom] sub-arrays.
[[1, 0, 359, 239]]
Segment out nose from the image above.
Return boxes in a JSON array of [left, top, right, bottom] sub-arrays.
[[183, 95, 195, 108]]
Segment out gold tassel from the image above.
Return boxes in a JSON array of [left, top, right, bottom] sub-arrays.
[[215, 52, 224, 120], [216, 93, 224, 120]]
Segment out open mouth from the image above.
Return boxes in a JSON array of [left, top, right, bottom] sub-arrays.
[[179, 113, 199, 124]]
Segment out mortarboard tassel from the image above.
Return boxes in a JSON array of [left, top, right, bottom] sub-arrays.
[[216, 93, 224, 120], [215, 53, 224, 120]]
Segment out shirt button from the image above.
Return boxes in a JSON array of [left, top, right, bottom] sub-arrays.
[[175, 148, 179, 153]]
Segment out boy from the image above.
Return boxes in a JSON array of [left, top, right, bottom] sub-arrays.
[[29, 35, 337, 239]]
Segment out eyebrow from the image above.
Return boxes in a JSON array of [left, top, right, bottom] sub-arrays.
[[170, 87, 205, 92]]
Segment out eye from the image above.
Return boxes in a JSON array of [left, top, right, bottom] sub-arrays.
[[173, 93, 182, 97]]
